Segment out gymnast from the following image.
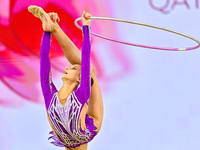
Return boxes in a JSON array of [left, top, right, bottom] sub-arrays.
[[28, 5, 103, 150]]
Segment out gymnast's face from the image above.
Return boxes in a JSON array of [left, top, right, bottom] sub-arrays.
[[62, 64, 81, 83]]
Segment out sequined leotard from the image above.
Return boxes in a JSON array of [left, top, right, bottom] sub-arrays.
[[40, 26, 97, 149]]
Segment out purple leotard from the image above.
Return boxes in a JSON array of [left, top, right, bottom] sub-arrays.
[[40, 26, 97, 149]]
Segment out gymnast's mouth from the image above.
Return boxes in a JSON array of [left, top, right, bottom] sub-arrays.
[[64, 71, 68, 74]]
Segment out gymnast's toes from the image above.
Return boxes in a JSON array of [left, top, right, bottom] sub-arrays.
[[28, 5, 54, 32], [28, 5, 44, 19]]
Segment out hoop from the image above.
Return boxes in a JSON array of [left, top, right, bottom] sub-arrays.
[[74, 17, 200, 51]]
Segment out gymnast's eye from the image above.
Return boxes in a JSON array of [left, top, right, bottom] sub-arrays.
[[72, 67, 76, 70]]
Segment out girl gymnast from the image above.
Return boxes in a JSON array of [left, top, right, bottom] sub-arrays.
[[28, 5, 103, 150]]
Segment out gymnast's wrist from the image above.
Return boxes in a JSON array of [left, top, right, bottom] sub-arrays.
[[83, 23, 91, 27], [83, 24, 90, 27], [82, 25, 91, 31]]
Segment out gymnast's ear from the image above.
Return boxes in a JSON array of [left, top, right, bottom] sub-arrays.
[[77, 77, 81, 83], [91, 77, 94, 86]]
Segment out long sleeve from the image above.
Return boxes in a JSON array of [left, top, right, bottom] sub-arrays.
[[40, 32, 57, 109], [75, 26, 91, 105]]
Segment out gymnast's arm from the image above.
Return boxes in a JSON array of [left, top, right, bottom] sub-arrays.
[[76, 25, 91, 104], [75, 12, 93, 104], [40, 32, 57, 109], [52, 21, 82, 65]]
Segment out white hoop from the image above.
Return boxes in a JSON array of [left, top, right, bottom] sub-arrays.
[[75, 16, 200, 51]]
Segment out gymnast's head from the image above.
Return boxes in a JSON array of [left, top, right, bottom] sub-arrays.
[[61, 64, 94, 87]]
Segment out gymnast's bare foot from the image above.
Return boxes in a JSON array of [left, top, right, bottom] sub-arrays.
[[28, 5, 58, 32]]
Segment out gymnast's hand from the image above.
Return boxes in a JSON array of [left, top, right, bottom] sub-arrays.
[[81, 11, 92, 26], [48, 12, 60, 23]]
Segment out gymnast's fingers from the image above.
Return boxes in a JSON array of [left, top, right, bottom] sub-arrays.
[[48, 13, 53, 20], [81, 10, 85, 19], [53, 13, 59, 22], [57, 16, 60, 22], [48, 12, 59, 22], [81, 11, 91, 20], [51, 12, 56, 22], [85, 12, 92, 20]]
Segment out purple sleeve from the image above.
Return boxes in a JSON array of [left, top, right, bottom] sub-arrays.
[[75, 26, 91, 105], [40, 32, 57, 109]]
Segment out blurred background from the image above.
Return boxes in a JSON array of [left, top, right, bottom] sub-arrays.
[[1, 0, 200, 149]]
